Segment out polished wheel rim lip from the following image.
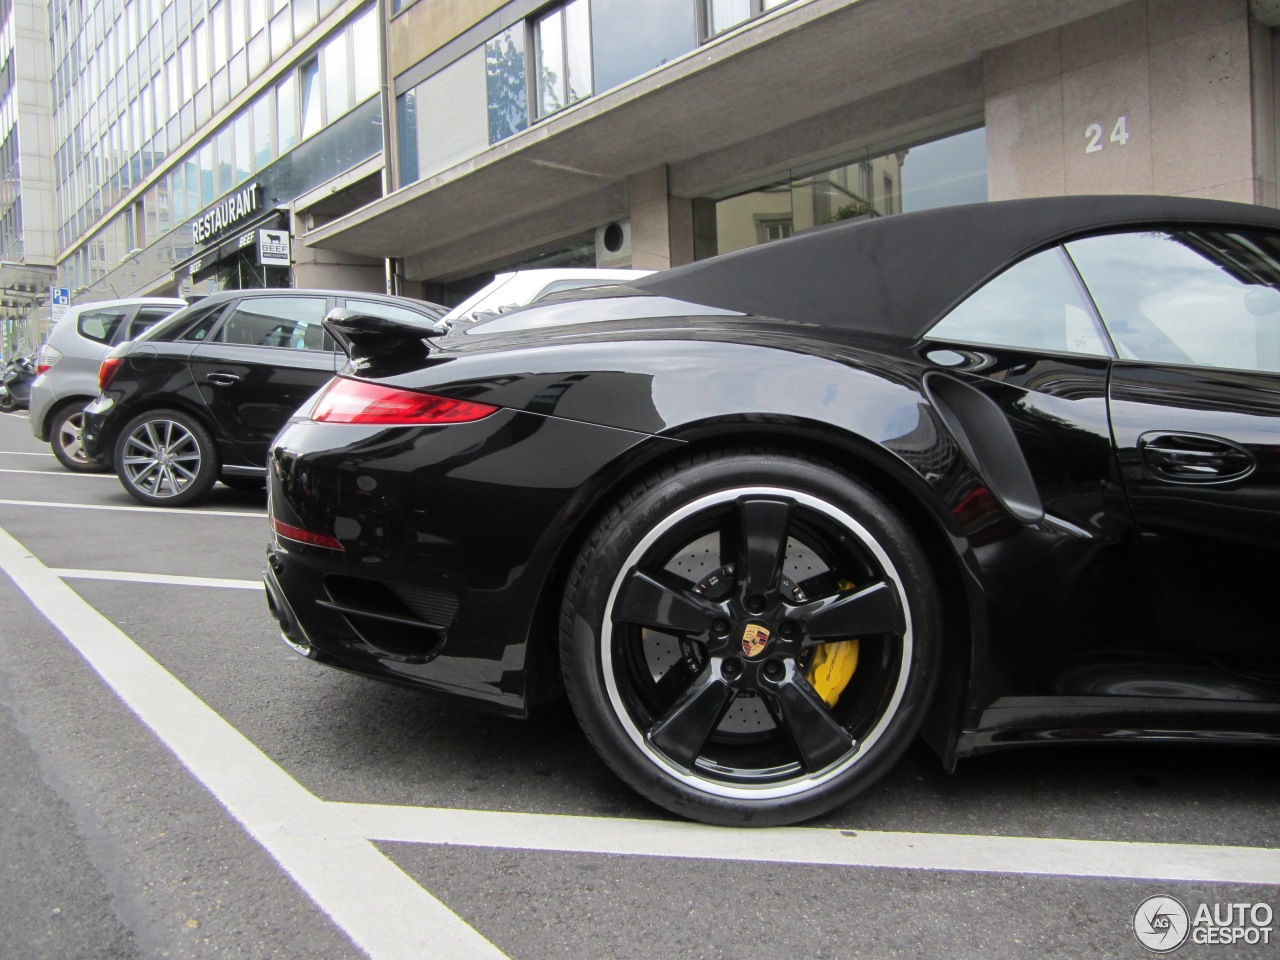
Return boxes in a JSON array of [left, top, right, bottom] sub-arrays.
[[58, 412, 90, 463], [601, 486, 913, 801], [120, 419, 201, 498]]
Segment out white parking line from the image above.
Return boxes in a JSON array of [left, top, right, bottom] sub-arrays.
[[331, 804, 1280, 886], [7, 503, 1278, 948], [0, 467, 116, 479], [0, 498, 264, 518], [52, 569, 263, 590], [0, 525, 508, 960], [0, 450, 54, 456]]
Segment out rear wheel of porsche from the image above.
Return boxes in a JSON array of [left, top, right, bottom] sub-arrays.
[[114, 409, 219, 507], [560, 451, 941, 826]]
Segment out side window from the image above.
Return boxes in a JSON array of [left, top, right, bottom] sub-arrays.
[[126, 307, 178, 341], [214, 297, 328, 349], [926, 247, 1111, 356], [1066, 230, 1280, 374], [77, 308, 131, 345], [178, 302, 232, 342]]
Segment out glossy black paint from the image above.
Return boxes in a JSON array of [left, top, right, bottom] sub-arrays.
[[265, 197, 1280, 766], [1110, 362, 1280, 681]]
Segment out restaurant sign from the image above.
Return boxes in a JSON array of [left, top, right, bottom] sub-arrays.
[[192, 183, 261, 245]]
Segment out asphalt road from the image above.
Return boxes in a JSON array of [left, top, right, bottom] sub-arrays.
[[0, 409, 1275, 960]]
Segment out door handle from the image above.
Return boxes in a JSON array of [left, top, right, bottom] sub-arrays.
[[205, 372, 240, 386], [1137, 432, 1254, 483]]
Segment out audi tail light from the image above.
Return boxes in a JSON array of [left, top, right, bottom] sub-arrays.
[[98, 356, 124, 391]]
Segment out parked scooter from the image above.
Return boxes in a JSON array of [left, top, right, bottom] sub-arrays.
[[0, 356, 36, 412]]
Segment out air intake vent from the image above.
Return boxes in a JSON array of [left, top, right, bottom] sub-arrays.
[[319, 575, 459, 661]]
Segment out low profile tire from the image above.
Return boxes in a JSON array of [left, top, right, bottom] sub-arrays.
[[560, 450, 941, 827], [114, 408, 219, 507], [50, 405, 110, 472]]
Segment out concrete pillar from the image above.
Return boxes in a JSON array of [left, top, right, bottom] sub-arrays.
[[984, 0, 1275, 206], [627, 164, 695, 270]]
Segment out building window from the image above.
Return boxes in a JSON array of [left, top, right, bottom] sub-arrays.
[[708, 0, 751, 34], [299, 57, 322, 139], [706, 0, 793, 36], [277, 71, 299, 152], [397, 89, 418, 184], [323, 29, 350, 123], [534, 0, 592, 119], [485, 25, 527, 145], [592, 0, 695, 93], [755, 216, 792, 244], [697, 125, 987, 258], [352, 11, 378, 102]]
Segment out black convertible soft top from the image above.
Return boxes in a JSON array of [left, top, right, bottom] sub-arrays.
[[631, 195, 1280, 340]]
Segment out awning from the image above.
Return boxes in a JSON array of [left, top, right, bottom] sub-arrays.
[[0, 261, 56, 308], [171, 210, 288, 282]]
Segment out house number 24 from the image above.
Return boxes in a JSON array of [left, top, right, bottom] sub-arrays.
[[1085, 116, 1130, 153]]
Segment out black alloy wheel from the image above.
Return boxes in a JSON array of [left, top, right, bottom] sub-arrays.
[[50, 404, 109, 472], [560, 450, 941, 826], [114, 408, 220, 507]]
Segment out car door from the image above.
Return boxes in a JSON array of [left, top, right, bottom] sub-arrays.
[[188, 294, 339, 467], [922, 245, 1178, 697], [1067, 229, 1280, 683]]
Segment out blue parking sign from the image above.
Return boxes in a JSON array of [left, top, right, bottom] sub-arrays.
[[52, 287, 70, 306]]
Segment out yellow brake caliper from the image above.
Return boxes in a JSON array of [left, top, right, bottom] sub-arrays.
[[806, 580, 860, 707]]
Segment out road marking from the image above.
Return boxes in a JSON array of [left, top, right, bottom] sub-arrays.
[[331, 803, 1280, 887], [53, 568, 263, 590], [0, 498, 264, 518], [0, 525, 508, 960], [0, 467, 116, 479], [0, 450, 55, 456]]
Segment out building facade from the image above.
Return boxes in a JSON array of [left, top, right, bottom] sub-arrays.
[[0, 0, 56, 356], [0, 0, 1278, 351], [305, 0, 1280, 308]]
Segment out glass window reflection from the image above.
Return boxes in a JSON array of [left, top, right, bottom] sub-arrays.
[[535, 0, 592, 119], [485, 25, 527, 144], [702, 126, 986, 257], [323, 30, 349, 123], [708, 0, 751, 34], [1067, 231, 1280, 374], [592, 0, 695, 92], [926, 248, 1111, 357], [299, 58, 321, 139]]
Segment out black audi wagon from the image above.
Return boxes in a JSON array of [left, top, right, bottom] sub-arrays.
[[83, 288, 445, 506]]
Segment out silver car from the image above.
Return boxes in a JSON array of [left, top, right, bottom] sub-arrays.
[[30, 297, 186, 470]]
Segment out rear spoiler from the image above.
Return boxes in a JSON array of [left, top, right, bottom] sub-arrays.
[[322, 307, 450, 363]]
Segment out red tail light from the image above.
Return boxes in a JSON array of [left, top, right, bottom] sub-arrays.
[[98, 357, 124, 391], [271, 518, 345, 551], [311, 378, 499, 425]]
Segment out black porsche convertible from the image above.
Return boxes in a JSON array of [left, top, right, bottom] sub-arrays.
[[264, 195, 1280, 826]]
